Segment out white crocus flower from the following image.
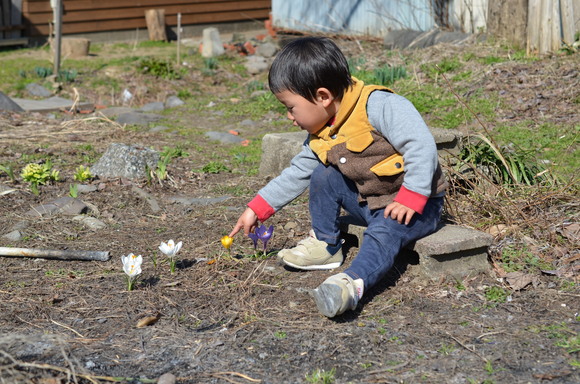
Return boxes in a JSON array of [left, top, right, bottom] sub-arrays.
[[159, 239, 182, 257], [121, 253, 142, 290], [159, 239, 183, 273]]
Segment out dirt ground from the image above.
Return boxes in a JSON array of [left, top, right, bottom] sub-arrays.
[[0, 33, 579, 384]]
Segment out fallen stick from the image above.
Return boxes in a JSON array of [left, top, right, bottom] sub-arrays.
[[0, 247, 110, 261]]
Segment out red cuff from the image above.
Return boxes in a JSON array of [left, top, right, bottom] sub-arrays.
[[394, 186, 429, 214], [247, 195, 276, 222]]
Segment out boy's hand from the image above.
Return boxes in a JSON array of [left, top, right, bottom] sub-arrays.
[[229, 207, 259, 237], [384, 201, 416, 225]]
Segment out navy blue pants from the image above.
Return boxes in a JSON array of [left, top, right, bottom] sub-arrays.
[[309, 163, 443, 290]]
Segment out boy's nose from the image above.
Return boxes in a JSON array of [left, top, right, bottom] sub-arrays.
[[286, 111, 294, 121]]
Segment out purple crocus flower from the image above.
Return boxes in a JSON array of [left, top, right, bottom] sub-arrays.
[[255, 225, 274, 251], [248, 232, 259, 249]]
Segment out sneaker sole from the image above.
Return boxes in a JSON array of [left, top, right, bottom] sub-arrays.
[[282, 259, 342, 271], [312, 284, 343, 318]]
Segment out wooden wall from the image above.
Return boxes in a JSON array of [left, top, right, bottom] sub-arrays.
[[21, 0, 271, 37]]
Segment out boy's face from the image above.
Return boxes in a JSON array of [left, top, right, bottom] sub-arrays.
[[274, 89, 336, 135]]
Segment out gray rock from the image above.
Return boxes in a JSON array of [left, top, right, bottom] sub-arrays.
[[116, 112, 163, 126], [201, 27, 225, 58], [132, 186, 160, 213], [239, 119, 255, 126], [25, 83, 52, 98], [76, 184, 98, 193], [0, 184, 17, 195], [97, 107, 135, 118], [26, 197, 89, 217], [91, 143, 160, 179], [149, 125, 170, 133], [140, 102, 165, 112], [11, 221, 30, 231], [244, 56, 269, 74], [2, 230, 23, 242], [0, 91, 24, 112], [157, 373, 176, 384], [165, 96, 184, 108], [166, 195, 230, 206], [256, 42, 278, 58], [72, 215, 107, 230], [259, 132, 307, 177], [205, 131, 245, 144]]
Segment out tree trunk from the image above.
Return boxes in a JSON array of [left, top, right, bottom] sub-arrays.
[[487, 0, 528, 48], [145, 9, 167, 42]]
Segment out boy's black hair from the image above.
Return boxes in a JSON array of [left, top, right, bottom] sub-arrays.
[[268, 37, 353, 102]]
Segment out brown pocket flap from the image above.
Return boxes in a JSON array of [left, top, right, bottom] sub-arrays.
[[370, 153, 404, 176]]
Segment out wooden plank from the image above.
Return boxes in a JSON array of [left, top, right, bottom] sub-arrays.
[[550, 0, 562, 51], [560, 0, 576, 45], [0, 36, 27, 45], [538, 0, 551, 53], [10, 0, 22, 38], [24, 0, 270, 23], [25, 0, 265, 13], [28, 8, 269, 35], [527, 0, 541, 53]]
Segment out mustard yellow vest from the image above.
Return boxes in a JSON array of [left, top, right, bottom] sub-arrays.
[[309, 78, 445, 209]]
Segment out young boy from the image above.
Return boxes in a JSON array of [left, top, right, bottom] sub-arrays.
[[229, 37, 447, 318]]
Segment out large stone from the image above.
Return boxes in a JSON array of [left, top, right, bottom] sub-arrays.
[[0, 91, 24, 112], [61, 38, 91, 58], [259, 131, 307, 177], [201, 27, 224, 58], [26, 197, 89, 217], [91, 143, 160, 179], [339, 216, 493, 281], [116, 112, 163, 126]]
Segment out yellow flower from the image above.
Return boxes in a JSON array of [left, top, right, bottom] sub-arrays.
[[221, 235, 233, 250]]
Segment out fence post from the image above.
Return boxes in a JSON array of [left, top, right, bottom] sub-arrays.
[[560, 0, 576, 45]]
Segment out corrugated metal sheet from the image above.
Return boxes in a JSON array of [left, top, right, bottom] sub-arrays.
[[272, 0, 436, 36], [272, 0, 490, 36]]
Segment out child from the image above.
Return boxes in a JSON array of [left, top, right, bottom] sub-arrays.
[[229, 37, 447, 318]]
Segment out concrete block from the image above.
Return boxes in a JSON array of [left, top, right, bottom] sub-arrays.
[[258, 128, 461, 177], [201, 27, 224, 58], [259, 131, 307, 177], [338, 216, 492, 281], [62, 38, 90, 58]]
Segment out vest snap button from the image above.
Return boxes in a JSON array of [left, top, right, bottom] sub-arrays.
[[395, 162, 402, 168], [339, 157, 347, 164]]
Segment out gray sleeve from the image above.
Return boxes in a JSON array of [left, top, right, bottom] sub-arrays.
[[366, 91, 439, 197], [257, 136, 319, 212]]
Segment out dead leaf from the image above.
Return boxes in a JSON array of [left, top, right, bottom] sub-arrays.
[[558, 222, 579, 241], [505, 271, 536, 291], [136, 314, 160, 328]]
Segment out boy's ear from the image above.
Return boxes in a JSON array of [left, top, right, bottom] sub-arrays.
[[315, 88, 335, 106]]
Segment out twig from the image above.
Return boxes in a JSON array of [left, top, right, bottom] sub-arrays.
[[50, 320, 86, 338], [446, 332, 488, 363], [476, 330, 506, 339], [208, 371, 261, 383], [0, 247, 110, 261]]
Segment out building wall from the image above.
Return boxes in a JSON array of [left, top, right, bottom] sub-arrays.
[[271, 0, 490, 36], [21, 0, 271, 38], [272, 0, 436, 36]]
